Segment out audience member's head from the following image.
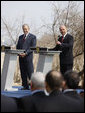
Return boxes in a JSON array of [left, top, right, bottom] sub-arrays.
[[30, 72, 45, 91], [45, 70, 63, 93], [63, 70, 80, 90]]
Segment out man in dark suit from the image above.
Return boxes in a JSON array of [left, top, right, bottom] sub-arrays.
[[1, 95, 18, 112], [19, 72, 46, 112], [62, 70, 84, 100], [43, 70, 84, 112], [50, 25, 73, 75], [16, 24, 36, 90], [19, 70, 84, 112]]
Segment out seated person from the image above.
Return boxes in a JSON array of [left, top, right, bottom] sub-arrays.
[[20, 70, 84, 112], [62, 70, 84, 99], [62, 70, 84, 110], [42, 70, 84, 112], [1, 94, 18, 112], [19, 72, 46, 112]]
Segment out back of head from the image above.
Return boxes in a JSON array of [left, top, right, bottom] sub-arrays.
[[45, 70, 63, 91], [31, 72, 45, 90], [64, 70, 80, 89]]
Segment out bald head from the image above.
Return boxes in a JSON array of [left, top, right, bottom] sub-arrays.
[[45, 70, 63, 91], [59, 25, 67, 36]]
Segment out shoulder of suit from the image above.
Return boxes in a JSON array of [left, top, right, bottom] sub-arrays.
[[66, 33, 73, 38], [21, 95, 32, 101], [29, 33, 36, 38], [19, 34, 24, 39]]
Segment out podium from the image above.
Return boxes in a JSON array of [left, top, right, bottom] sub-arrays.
[[36, 51, 61, 74], [1, 46, 61, 91], [1, 46, 25, 91], [30, 47, 62, 74]]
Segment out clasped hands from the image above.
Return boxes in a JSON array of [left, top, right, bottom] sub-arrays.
[[19, 53, 26, 57]]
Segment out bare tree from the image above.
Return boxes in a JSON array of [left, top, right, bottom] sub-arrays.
[[64, 1, 71, 26], [1, 14, 26, 46]]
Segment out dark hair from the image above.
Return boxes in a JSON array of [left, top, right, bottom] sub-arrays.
[[64, 70, 80, 89], [45, 70, 63, 90]]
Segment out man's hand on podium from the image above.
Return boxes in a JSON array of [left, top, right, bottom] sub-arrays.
[[19, 53, 26, 57], [56, 41, 61, 45]]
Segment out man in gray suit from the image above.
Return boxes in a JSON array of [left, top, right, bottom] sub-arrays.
[[16, 24, 36, 90]]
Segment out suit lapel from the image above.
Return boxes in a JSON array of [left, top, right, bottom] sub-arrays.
[[63, 34, 68, 40], [24, 33, 31, 43], [62, 34, 68, 43], [26, 33, 31, 39]]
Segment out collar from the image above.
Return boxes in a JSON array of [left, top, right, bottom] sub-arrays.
[[63, 89, 75, 93], [62, 32, 67, 38], [26, 32, 30, 37], [24, 33, 30, 39], [44, 89, 49, 96], [49, 89, 62, 96], [32, 89, 44, 95]]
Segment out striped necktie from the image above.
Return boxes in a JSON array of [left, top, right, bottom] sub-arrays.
[[23, 34, 26, 41]]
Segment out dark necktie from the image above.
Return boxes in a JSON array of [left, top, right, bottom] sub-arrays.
[[23, 34, 26, 41]]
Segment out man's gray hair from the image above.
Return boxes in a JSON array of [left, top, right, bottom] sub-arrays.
[[22, 24, 30, 29], [31, 72, 45, 89]]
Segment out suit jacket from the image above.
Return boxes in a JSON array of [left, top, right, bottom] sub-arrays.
[[16, 33, 36, 74], [16, 33, 36, 56], [19, 90, 84, 112], [19, 91, 45, 112], [1, 95, 18, 112], [63, 90, 84, 102], [37, 90, 84, 112], [50, 34, 73, 65]]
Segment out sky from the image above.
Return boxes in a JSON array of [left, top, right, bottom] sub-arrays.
[[1, 1, 53, 42], [1, 1, 52, 28], [1, 1, 83, 23], [1, 1, 84, 45]]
